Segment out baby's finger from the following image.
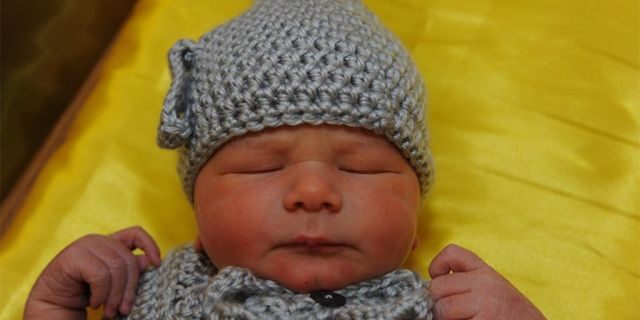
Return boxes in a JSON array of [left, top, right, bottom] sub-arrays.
[[110, 226, 161, 266], [77, 251, 112, 309], [119, 264, 141, 316], [89, 247, 128, 318], [96, 237, 141, 316], [136, 255, 152, 271], [428, 271, 473, 301], [432, 292, 478, 320], [428, 244, 486, 279]]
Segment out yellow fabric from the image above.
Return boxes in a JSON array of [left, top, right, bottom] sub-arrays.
[[1, 0, 638, 318]]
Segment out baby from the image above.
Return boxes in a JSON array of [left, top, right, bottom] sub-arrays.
[[25, 0, 545, 319]]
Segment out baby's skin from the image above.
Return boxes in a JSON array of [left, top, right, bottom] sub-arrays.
[[25, 125, 546, 320]]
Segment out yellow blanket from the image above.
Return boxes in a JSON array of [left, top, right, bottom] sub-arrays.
[[2, 0, 638, 318]]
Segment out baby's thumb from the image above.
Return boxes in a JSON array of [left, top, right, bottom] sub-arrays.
[[428, 244, 485, 279], [136, 255, 154, 271], [110, 226, 162, 267]]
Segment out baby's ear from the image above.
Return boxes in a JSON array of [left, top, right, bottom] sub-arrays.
[[157, 39, 201, 149], [411, 236, 420, 250], [193, 236, 204, 252]]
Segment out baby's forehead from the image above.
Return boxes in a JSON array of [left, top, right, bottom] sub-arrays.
[[220, 124, 398, 153]]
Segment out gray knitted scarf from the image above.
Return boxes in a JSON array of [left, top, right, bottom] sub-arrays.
[[123, 246, 433, 319]]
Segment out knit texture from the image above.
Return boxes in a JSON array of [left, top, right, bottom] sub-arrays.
[[157, 0, 434, 202], [122, 245, 433, 319]]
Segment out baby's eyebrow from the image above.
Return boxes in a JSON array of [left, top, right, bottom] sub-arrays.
[[334, 136, 396, 152], [224, 136, 289, 152], [224, 132, 395, 154]]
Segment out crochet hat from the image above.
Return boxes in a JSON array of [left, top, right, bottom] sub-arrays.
[[158, 0, 434, 202]]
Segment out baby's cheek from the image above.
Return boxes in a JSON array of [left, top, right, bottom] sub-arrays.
[[358, 194, 417, 262], [196, 206, 255, 264]]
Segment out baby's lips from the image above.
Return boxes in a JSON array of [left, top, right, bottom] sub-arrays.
[[275, 234, 356, 253], [290, 235, 340, 247]]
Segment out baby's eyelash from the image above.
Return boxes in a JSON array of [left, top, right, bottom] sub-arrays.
[[235, 167, 283, 174], [338, 167, 391, 174]]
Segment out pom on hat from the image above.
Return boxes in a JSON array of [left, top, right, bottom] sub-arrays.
[[158, 39, 201, 149]]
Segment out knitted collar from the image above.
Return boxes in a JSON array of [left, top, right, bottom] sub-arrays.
[[123, 245, 433, 319]]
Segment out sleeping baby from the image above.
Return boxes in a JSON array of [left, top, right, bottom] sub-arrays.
[[25, 0, 546, 319]]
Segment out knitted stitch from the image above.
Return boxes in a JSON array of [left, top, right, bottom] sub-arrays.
[[157, 0, 434, 202], [122, 246, 433, 319]]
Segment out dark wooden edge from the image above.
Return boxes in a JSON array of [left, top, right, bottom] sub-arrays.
[[0, 9, 136, 238]]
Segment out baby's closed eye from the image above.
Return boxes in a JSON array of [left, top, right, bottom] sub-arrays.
[[223, 162, 284, 174], [233, 167, 284, 174], [337, 166, 397, 174], [337, 158, 402, 175]]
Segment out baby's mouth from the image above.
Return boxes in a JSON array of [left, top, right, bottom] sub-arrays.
[[278, 235, 351, 255]]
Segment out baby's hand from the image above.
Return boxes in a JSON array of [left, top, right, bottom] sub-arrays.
[[24, 226, 161, 320], [428, 244, 546, 320]]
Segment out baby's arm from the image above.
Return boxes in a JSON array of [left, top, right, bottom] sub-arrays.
[[24, 226, 161, 320], [428, 244, 546, 320]]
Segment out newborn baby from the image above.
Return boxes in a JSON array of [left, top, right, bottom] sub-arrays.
[[25, 0, 545, 319]]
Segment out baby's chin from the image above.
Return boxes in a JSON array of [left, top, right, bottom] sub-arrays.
[[275, 273, 348, 293], [256, 259, 378, 293]]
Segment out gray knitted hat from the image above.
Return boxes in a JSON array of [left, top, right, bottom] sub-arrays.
[[158, 0, 434, 202]]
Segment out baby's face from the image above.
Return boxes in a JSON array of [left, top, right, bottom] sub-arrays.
[[193, 124, 421, 292]]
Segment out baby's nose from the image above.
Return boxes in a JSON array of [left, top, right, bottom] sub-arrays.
[[282, 162, 342, 213]]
